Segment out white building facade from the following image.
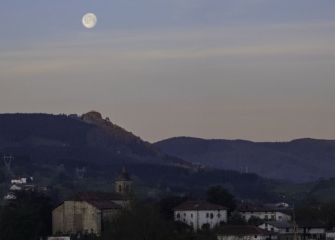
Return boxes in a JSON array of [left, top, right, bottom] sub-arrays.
[[174, 201, 227, 231], [217, 225, 275, 240], [258, 221, 295, 234], [258, 221, 327, 240], [239, 209, 291, 222], [326, 230, 335, 240]]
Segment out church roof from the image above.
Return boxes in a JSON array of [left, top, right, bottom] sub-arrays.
[[116, 167, 131, 181], [87, 200, 122, 210], [174, 200, 227, 211], [64, 191, 128, 210], [70, 191, 128, 201]]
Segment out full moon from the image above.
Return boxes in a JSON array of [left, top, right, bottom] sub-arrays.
[[82, 13, 97, 29]]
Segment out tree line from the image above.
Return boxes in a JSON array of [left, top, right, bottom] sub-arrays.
[[2, 186, 335, 240]]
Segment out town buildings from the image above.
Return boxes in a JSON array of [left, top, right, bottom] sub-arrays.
[[4, 176, 42, 200], [258, 220, 326, 240], [217, 225, 275, 240], [238, 204, 292, 222], [52, 168, 132, 236]]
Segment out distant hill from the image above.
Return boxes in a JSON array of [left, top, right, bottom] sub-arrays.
[[0, 112, 187, 166], [154, 137, 335, 182], [0, 112, 280, 202]]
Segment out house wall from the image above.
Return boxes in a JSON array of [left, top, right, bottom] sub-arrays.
[[297, 228, 325, 234], [174, 209, 227, 230], [52, 201, 116, 235], [326, 231, 335, 240], [52, 205, 64, 234], [217, 234, 269, 240], [241, 211, 291, 222], [258, 223, 295, 234], [258, 223, 280, 233], [113, 200, 130, 208], [297, 227, 326, 240], [277, 234, 301, 240], [275, 212, 292, 221]]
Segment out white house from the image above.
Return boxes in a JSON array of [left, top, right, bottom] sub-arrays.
[[238, 205, 292, 222], [258, 221, 295, 234], [217, 225, 276, 240], [48, 237, 70, 240], [4, 192, 16, 200], [11, 177, 27, 185], [174, 200, 227, 231], [259, 220, 327, 240], [296, 220, 326, 240], [9, 184, 22, 191], [326, 229, 335, 240]]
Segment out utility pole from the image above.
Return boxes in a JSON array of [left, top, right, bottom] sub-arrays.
[[293, 204, 299, 240]]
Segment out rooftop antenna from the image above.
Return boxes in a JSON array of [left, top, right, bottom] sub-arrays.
[[75, 167, 86, 180], [3, 155, 14, 177]]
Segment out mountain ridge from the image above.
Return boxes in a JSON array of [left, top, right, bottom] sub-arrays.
[[0, 112, 282, 201], [154, 137, 335, 182]]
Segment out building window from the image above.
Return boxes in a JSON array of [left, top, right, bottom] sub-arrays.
[[218, 213, 221, 218], [206, 213, 209, 218], [177, 213, 180, 219], [191, 214, 193, 218], [286, 228, 289, 233], [254, 235, 258, 238], [210, 213, 214, 219], [184, 213, 186, 217]]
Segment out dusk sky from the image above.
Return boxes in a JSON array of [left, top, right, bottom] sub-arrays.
[[1, 0, 334, 142]]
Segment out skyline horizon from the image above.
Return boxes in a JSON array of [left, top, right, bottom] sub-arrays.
[[0, 110, 334, 143], [1, 0, 334, 142]]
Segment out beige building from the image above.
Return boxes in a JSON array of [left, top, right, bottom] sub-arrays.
[[52, 168, 133, 236]]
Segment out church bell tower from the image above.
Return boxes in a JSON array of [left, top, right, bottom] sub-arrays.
[[115, 167, 132, 195]]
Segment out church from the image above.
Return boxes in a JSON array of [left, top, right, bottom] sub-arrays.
[[52, 168, 133, 236]]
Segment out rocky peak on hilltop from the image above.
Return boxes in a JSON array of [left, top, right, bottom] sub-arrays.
[[80, 111, 159, 156], [82, 111, 107, 124]]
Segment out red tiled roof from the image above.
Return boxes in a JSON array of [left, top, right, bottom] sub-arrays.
[[64, 192, 128, 210], [174, 201, 227, 211], [238, 203, 292, 215]]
